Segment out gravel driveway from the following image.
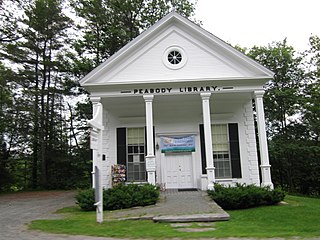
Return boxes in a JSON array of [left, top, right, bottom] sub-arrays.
[[0, 191, 123, 240]]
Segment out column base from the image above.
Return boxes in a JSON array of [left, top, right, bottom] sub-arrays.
[[261, 182, 274, 189], [206, 167, 216, 190], [146, 155, 156, 185], [147, 171, 156, 185], [260, 164, 274, 189]]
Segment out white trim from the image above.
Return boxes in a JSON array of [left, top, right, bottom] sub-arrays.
[[156, 132, 197, 136], [82, 76, 272, 87], [162, 45, 187, 70], [80, 12, 274, 86]]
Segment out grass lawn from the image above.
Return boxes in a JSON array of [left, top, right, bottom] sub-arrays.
[[29, 195, 320, 239]]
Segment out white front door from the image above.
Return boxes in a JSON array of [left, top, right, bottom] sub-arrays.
[[165, 152, 193, 189]]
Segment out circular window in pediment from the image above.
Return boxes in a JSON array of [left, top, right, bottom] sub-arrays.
[[168, 50, 182, 64], [163, 46, 187, 70]]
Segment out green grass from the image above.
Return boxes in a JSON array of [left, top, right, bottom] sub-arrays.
[[30, 195, 320, 238]]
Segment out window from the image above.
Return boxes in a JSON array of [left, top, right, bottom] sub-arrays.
[[127, 128, 146, 182], [212, 124, 232, 178], [167, 50, 182, 65], [162, 46, 187, 69]]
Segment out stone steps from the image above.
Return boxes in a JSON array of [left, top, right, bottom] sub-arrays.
[[153, 213, 230, 223]]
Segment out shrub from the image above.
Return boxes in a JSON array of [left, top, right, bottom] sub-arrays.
[[75, 183, 160, 211], [207, 183, 286, 210], [75, 188, 95, 211]]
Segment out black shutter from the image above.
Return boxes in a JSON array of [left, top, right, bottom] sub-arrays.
[[199, 124, 207, 174], [116, 128, 126, 166], [144, 126, 147, 156], [228, 123, 242, 178]]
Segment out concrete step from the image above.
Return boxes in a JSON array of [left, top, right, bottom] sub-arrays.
[[153, 213, 230, 223]]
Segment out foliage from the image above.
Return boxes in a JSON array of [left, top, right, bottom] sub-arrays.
[[30, 195, 320, 238], [0, 0, 319, 198], [0, 0, 94, 191], [0, 0, 197, 192], [207, 184, 285, 210], [304, 35, 320, 140], [0, 63, 14, 191], [69, 0, 196, 69], [245, 39, 320, 196], [0, 0, 21, 44], [269, 138, 320, 195], [74, 188, 95, 211], [75, 184, 160, 211], [247, 39, 305, 137]]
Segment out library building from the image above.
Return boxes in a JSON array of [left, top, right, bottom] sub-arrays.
[[80, 11, 274, 190]]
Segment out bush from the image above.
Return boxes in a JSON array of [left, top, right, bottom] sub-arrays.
[[207, 183, 286, 210], [75, 188, 95, 211], [75, 183, 160, 211]]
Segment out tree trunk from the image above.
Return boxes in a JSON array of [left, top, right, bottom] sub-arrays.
[[40, 40, 48, 188], [32, 54, 40, 189]]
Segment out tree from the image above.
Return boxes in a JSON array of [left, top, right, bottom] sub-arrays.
[[247, 39, 305, 137], [0, 63, 14, 191], [1, 0, 72, 189], [303, 35, 320, 141], [69, 0, 196, 73], [0, 0, 21, 44], [0, 0, 198, 191], [245, 39, 320, 195]]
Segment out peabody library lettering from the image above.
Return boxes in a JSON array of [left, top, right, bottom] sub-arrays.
[[133, 86, 218, 94]]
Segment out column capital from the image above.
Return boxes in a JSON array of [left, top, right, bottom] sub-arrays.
[[90, 96, 102, 103], [143, 94, 154, 102], [253, 90, 265, 99], [200, 92, 211, 100]]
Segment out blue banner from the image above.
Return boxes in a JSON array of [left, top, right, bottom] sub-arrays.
[[160, 135, 195, 153]]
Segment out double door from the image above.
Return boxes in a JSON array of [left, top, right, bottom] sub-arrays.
[[164, 152, 194, 189]]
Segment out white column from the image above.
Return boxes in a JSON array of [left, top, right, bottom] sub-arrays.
[[201, 93, 215, 190], [143, 95, 156, 185], [89, 97, 104, 188], [254, 90, 274, 189], [88, 96, 104, 223]]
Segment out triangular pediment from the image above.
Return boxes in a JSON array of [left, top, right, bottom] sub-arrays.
[[80, 12, 273, 87]]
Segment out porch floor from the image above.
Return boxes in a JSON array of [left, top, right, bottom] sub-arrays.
[[105, 190, 230, 222]]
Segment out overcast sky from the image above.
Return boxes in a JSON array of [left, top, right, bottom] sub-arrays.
[[195, 0, 320, 52]]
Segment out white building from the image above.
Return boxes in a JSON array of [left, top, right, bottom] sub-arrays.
[[80, 11, 274, 191]]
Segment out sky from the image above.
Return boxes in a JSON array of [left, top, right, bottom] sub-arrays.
[[195, 0, 320, 52]]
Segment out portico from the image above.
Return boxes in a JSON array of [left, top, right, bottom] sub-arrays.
[[80, 11, 274, 190]]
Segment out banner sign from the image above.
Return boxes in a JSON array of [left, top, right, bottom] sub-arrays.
[[160, 135, 195, 153]]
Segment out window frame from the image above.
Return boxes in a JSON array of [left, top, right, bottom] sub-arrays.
[[211, 124, 232, 179], [162, 46, 187, 70], [126, 127, 147, 182]]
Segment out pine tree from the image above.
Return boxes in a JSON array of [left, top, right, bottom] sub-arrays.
[[1, 0, 72, 188]]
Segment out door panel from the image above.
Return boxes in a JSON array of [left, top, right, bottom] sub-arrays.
[[165, 153, 193, 189]]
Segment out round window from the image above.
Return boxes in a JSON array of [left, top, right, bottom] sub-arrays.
[[162, 46, 187, 70], [168, 50, 182, 65]]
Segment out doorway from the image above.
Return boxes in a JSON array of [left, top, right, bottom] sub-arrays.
[[164, 152, 194, 189]]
